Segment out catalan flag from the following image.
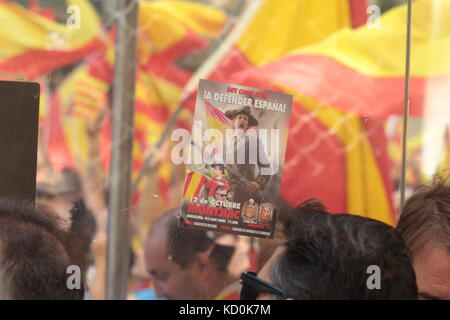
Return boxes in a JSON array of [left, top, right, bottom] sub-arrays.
[[45, 0, 227, 206], [0, 0, 104, 79], [46, 62, 111, 171]]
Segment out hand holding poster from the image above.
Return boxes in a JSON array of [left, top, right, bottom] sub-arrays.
[[177, 79, 292, 239]]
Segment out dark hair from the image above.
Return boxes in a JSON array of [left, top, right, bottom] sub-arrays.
[[211, 164, 225, 173], [69, 199, 97, 269], [152, 209, 234, 272], [397, 172, 450, 255], [0, 199, 86, 300], [270, 199, 417, 299]]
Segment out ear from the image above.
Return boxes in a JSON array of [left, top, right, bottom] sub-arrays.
[[192, 244, 216, 274]]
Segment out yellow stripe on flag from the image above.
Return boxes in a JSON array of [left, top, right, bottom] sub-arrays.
[[0, 0, 101, 58], [290, 0, 450, 77], [139, 1, 227, 52], [283, 87, 394, 225], [183, 171, 205, 201], [237, 0, 352, 66]]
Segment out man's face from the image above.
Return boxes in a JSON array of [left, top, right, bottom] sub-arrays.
[[255, 246, 285, 300], [233, 114, 249, 131], [413, 241, 450, 300], [145, 229, 204, 300], [215, 187, 228, 201]]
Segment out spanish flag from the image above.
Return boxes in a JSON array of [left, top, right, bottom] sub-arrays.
[[183, 170, 207, 201], [231, 0, 450, 224], [0, 0, 104, 79], [205, 100, 231, 132], [183, 0, 397, 225], [254, 0, 450, 118]]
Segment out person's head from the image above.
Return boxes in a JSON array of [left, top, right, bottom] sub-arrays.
[[397, 173, 450, 300], [214, 186, 228, 201], [225, 106, 258, 132], [0, 199, 87, 300], [234, 114, 249, 131], [211, 164, 225, 178], [144, 209, 235, 299], [243, 200, 417, 300]]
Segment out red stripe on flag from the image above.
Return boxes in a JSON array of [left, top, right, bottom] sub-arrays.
[[182, 47, 257, 113], [71, 101, 101, 113], [349, 0, 368, 28], [279, 103, 347, 213], [257, 54, 430, 118], [134, 127, 147, 146], [194, 176, 206, 198], [136, 100, 171, 123], [183, 171, 194, 196], [144, 31, 208, 87], [87, 50, 114, 83], [209, 47, 256, 83], [361, 118, 396, 222], [133, 158, 144, 172], [46, 95, 75, 170], [77, 80, 108, 95], [205, 100, 231, 126], [0, 38, 105, 79]]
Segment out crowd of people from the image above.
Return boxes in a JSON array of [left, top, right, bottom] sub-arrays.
[[0, 170, 449, 300]]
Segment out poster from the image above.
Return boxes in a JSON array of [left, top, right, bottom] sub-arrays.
[[177, 79, 292, 239]]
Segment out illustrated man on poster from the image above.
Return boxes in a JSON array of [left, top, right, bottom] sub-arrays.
[[223, 106, 272, 204]]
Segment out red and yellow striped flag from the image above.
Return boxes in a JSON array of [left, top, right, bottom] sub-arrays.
[[256, 0, 450, 118], [183, 0, 399, 225], [205, 100, 231, 132], [0, 0, 104, 79], [230, 0, 450, 224], [46, 0, 227, 205], [183, 170, 206, 201]]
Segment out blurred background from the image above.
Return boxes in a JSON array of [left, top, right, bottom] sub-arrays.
[[0, 0, 448, 299]]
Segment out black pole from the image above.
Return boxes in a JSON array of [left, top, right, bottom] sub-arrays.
[[399, 0, 413, 211]]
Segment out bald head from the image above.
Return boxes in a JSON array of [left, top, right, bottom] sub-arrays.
[[146, 209, 215, 269], [144, 209, 236, 299]]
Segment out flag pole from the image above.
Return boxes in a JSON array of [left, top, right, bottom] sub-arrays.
[[399, 0, 413, 211], [105, 0, 139, 300]]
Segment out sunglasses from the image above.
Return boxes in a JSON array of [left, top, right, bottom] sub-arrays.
[[240, 271, 284, 300], [216, 192, 228, 196]]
